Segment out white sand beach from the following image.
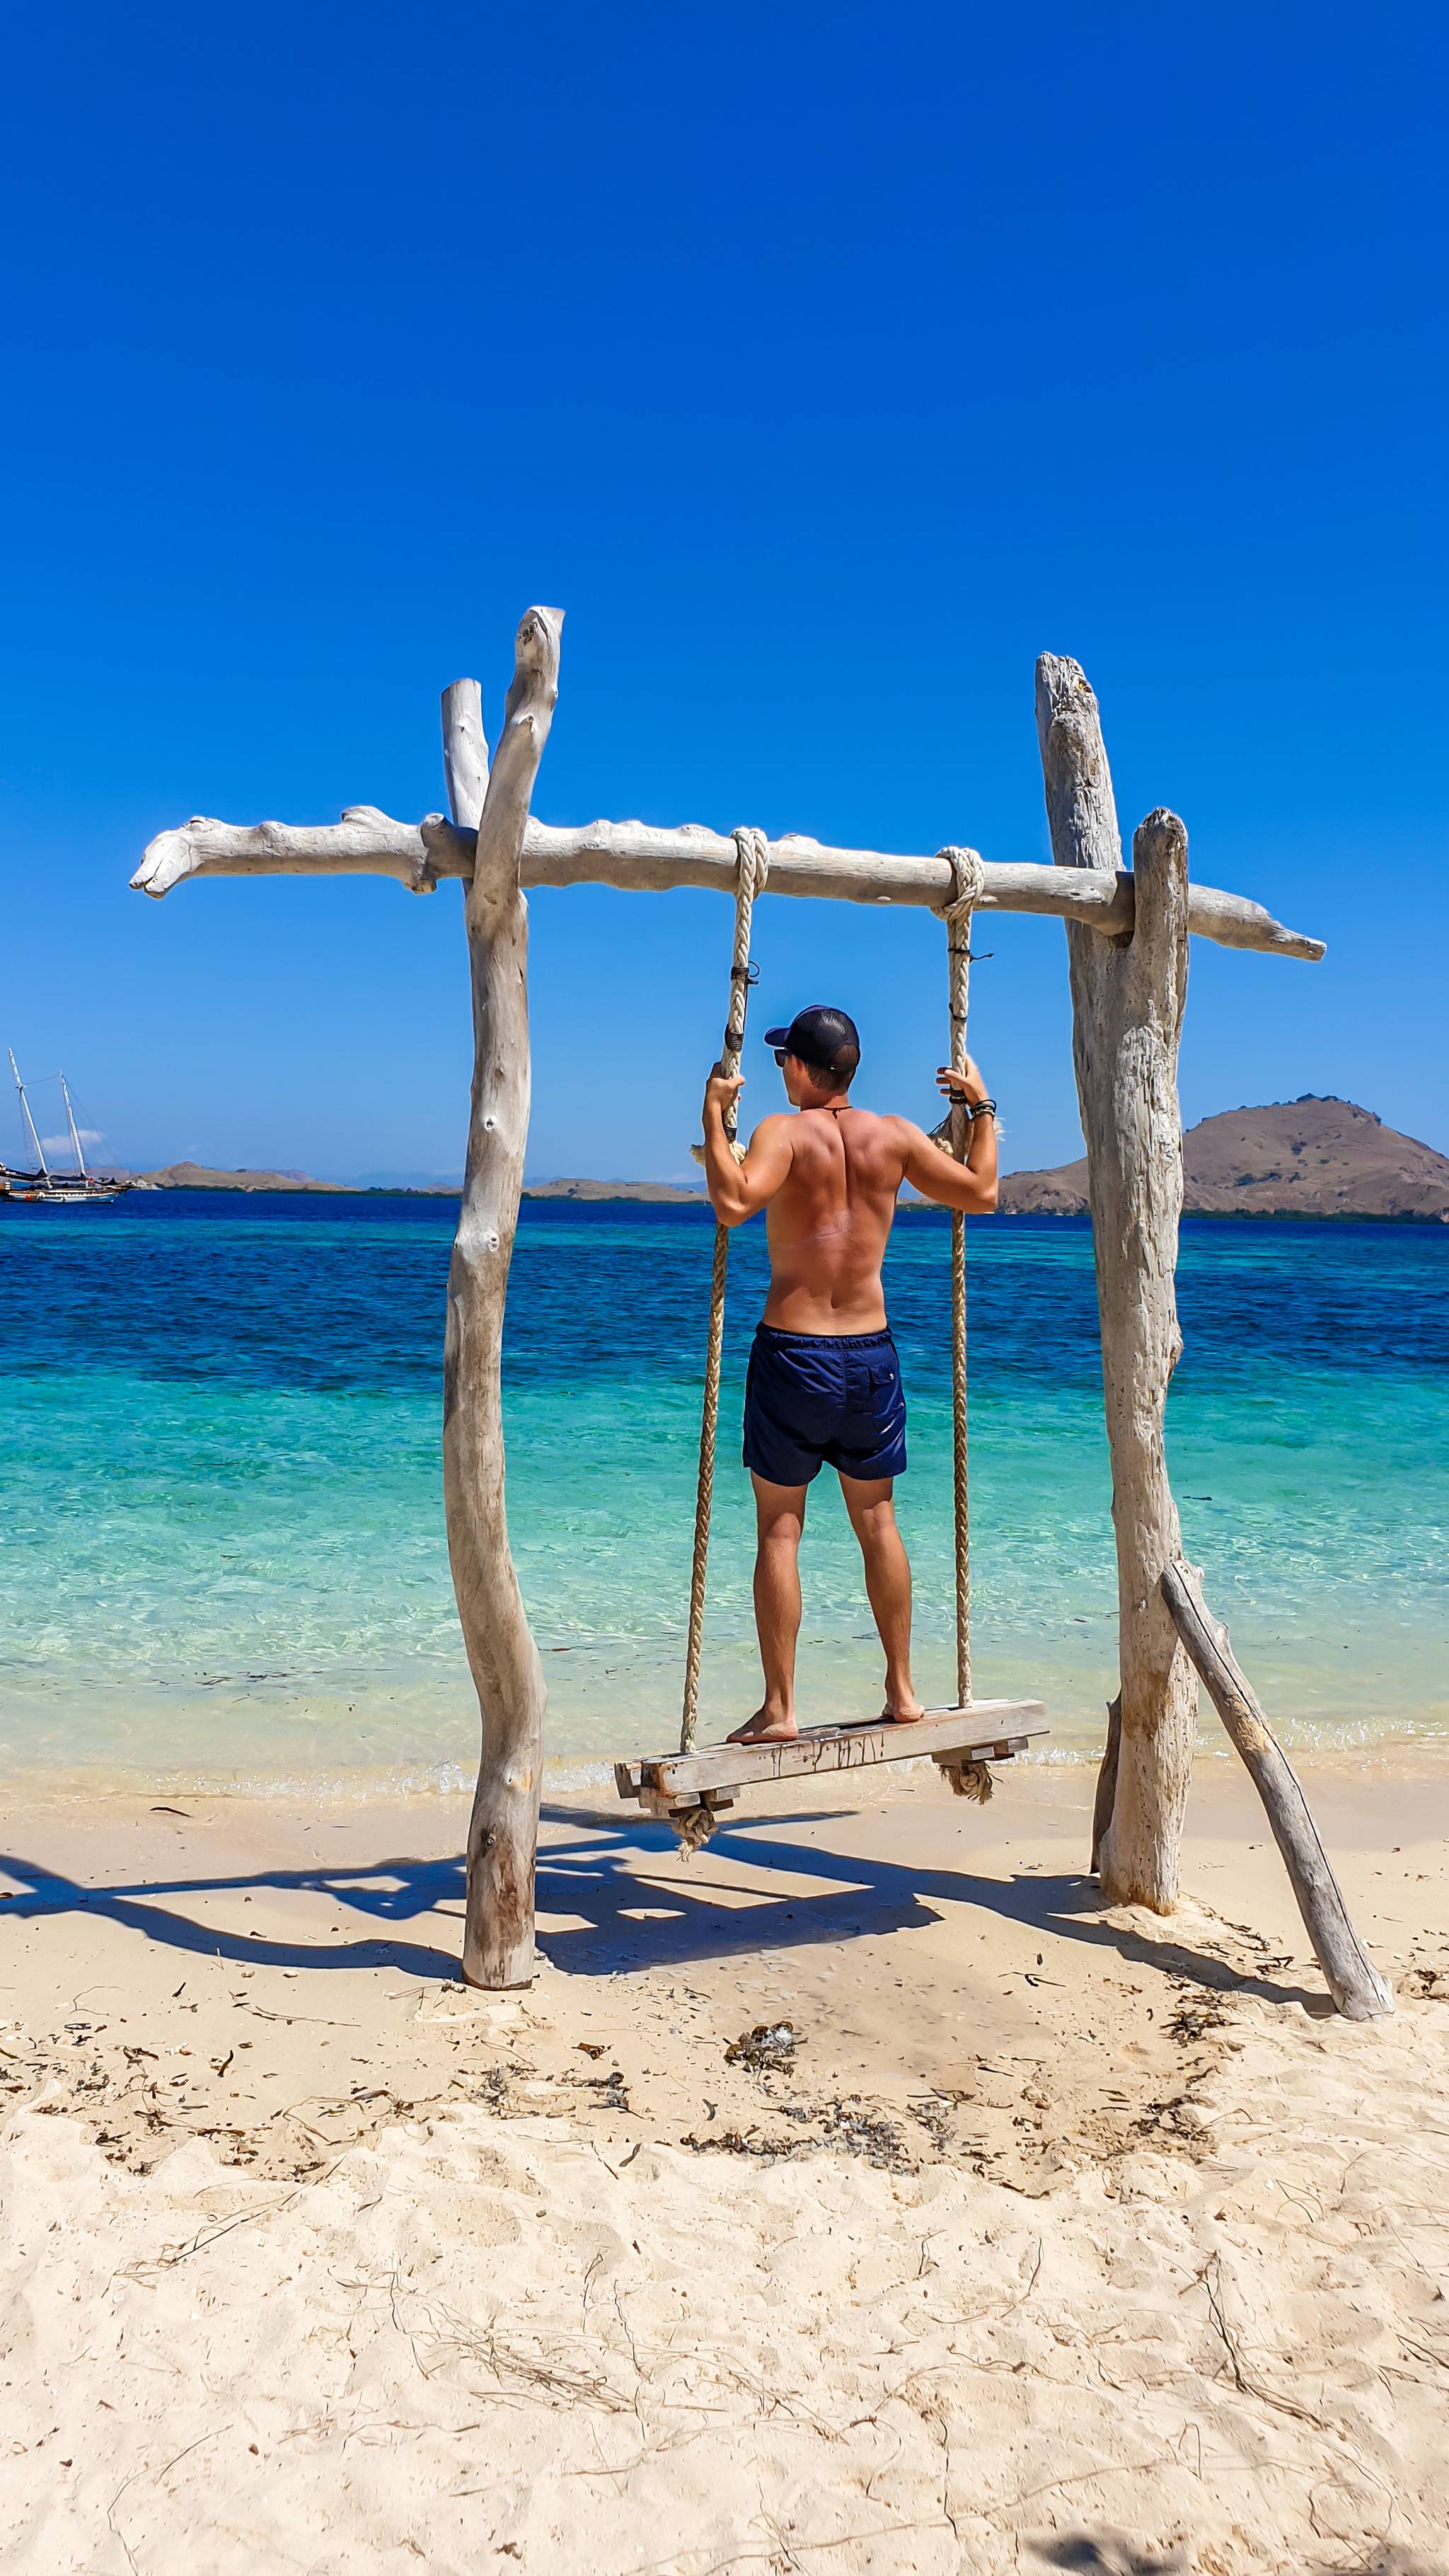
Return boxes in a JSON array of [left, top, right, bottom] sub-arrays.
[[4, 1756, 1448, 2572]]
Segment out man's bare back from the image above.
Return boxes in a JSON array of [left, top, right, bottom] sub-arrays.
[[754, 1103, 940, 1334], [697, 1007, 998, 1744]]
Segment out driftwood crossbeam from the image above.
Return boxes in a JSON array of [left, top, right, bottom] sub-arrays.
[[134, 810, 1322, 960], [130, 606, 1390, 2019]]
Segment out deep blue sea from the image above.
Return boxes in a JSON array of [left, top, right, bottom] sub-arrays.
[[1, 1194, 1445, 1793]]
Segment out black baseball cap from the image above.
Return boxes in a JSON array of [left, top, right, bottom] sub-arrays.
[[763, 1005, 861, 1081]]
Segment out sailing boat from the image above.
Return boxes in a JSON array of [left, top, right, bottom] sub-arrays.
[[1, 1053, 132, 1203]]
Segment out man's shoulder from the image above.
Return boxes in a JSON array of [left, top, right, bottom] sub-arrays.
[[746, 1111, 795, 1150]]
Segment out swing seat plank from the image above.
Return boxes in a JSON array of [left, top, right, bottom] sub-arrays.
[[615, 1699, 1048, 1806]]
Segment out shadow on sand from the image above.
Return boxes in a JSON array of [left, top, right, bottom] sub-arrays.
[[0, 1800, 1322, 2011]]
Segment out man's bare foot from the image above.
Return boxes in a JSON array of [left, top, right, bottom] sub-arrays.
[[727, 1706, 799, 1744], [879, 1692, 925, 1724]]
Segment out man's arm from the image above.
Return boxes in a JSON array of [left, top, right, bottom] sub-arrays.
[[700, 1070, 795, 1226], [899, 1055, 999, 1213]]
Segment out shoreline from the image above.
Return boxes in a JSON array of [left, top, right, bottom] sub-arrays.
[[9, 1186, 1449, 1223], [5, 1723, 1449, 1814]]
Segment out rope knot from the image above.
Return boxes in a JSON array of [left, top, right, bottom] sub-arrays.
[[935, 845, 985, 919], [731, 824, 770, 899]]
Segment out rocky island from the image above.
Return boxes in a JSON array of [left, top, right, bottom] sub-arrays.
[[997, 1096, 1449, 1221]]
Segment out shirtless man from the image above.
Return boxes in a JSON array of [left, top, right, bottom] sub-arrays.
[[699, 1003, 998, 1745]]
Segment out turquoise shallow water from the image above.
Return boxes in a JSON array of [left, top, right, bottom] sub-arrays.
[[1, 1196, 1445, 1792]]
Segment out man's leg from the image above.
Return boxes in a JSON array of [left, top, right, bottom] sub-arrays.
[[728, 1474, 809, 1743], [839, 1474, 924, 1722]]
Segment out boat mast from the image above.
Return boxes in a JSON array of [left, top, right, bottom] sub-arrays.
[[8, 1051, 49, 1177], [59, 1072, 88, 1177]]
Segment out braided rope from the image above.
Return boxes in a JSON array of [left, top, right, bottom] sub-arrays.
[[679, 826, 770, 1759], [936, 845, 985, 1709]]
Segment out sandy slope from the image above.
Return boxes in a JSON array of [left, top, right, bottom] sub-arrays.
[[2, 1762, 1448, 2572]]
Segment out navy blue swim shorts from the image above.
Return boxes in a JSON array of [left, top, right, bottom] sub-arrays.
[[743, 1324, 907, 1486]]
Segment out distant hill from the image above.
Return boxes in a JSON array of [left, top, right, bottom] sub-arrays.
[[998, 1098, 1449, 1220], [130, 1101, 1449, 1218], [522, 1177, 704, 1203], [139, 1162, 347, 1193], [132, 1165, 703, 1199]]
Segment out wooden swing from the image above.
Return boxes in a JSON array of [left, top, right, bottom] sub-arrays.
[[135, 614, 1397, 2015], [614, 830, 1047, 1845]]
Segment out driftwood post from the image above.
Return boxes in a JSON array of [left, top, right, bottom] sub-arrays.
[[442, 611, 561, 1987], [1161, 1562, 1393, 2018], [1036, 655, 1198, 1911]]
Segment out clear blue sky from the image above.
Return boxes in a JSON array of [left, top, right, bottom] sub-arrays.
[[3, 2, 1444, 1182]]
